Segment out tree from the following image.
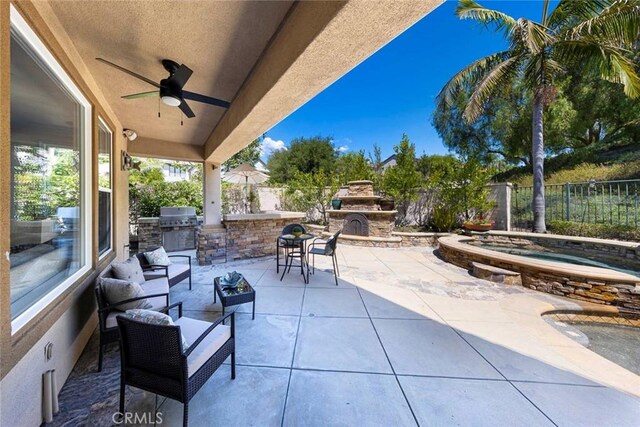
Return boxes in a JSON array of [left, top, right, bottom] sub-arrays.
[[283, 169, 339, 225], [128, 159, 203, 224], [266, 136, 336, 183], [437, 0, 640, 232], [222, 137, 262, 172], [335, 150, 373, 184], [434, 67, 640, 168], [383, 134, 422, 225], [368, 144, 385, 192]]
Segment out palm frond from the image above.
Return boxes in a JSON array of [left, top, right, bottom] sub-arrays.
[[456, 0, 517, 37], [436, 50, 513, 110], [542, 0, 551, 26], [554, 39, 640, 97], [523, 54, 564, 88], [464, 55, 523, 123], [548, 0, 617, 29], [566, 0, 640, 46], [511, 18, 555, 54]]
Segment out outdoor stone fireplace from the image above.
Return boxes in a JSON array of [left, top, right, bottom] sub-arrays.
[[328, 180, 397, 246]]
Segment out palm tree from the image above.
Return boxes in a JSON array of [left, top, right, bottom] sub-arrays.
[[437, 0, 640, 232]]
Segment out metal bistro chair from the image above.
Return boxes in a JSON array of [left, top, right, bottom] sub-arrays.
[[117, 312, 235, 427], [308, 230, 341, 286], [276, 223, 306, 273]]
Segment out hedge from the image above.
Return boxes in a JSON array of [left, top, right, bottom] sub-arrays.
[[547, 220, 640, 241]]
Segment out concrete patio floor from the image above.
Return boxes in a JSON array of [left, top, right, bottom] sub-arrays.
[[54, 245, 640, 426]]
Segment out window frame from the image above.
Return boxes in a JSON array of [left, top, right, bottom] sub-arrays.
[[10, 5, 93, 334], [97, 116, 113, 260]]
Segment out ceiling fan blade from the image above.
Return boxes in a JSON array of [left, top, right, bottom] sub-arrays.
[[96, 58, 160, 88], [182, 91, 231, 109], [179, 100, 196, 118], [169, 64, 193, 88], [121, 90, 159, 99]]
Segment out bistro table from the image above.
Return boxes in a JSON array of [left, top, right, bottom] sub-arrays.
[[214, 275, 256, 320], [278, 233, 314, 283]]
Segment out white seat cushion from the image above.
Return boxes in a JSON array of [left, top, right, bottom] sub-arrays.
[[175, 317, 231, 377], [140, 278, 170, 310], [143, 263, 190, 281]]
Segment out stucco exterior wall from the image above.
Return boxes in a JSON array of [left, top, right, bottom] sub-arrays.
[[0, 2, 129, 425]]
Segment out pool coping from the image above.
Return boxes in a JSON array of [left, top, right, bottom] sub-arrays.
[[439, 234, 640, 284], [483, 230, 640, 251]]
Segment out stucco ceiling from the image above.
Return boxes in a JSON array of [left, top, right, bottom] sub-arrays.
[[49, 0, 293, 146]]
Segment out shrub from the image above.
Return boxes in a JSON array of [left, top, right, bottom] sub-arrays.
[[548, 220, 640, 241], [431, 205, 461, 232]]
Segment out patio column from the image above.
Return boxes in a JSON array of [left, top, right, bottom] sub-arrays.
[[203, 161, 222, 225]]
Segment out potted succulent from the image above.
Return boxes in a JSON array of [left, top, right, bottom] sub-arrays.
[[463, 218, 495, 232], [291, 225, 303, 238]]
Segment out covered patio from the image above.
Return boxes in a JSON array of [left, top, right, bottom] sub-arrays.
[[1, 2, 441, 425], [54, 246, 639, 426], [2, 1, 640, 426]]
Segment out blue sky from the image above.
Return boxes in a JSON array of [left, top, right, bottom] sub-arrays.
[[263, 0, 551, 161]]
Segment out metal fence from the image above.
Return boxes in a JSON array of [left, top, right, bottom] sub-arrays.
[[512, 179, 640, 230]]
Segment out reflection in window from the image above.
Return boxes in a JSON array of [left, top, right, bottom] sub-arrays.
[[10, 22, 88, 321], [98, 120, 112, 256]]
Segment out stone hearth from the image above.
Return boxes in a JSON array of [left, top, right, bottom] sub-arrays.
[[328, 180, 396, 245]]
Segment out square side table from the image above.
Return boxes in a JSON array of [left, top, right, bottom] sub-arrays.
[[214, 276, 256, 319]]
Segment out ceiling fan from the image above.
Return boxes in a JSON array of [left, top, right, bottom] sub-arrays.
[[96, 57, 230, 118]]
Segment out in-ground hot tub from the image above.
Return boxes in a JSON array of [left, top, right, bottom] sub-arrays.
[[438, 231, 640, 312]]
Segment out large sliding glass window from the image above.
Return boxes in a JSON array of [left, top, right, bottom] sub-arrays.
[[98, 119, 112, 257], [9, 7, 91, 329]]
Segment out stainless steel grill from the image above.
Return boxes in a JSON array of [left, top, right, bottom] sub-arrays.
[[159, 207, 197, 251], [159, 207, 197, 228]]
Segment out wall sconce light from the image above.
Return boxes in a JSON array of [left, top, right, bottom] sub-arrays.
[[121, 150, 141, 171], [121, 150, 133, 170], [123, 128, 138, 142]]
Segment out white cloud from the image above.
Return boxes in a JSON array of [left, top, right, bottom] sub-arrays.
[[260, 137, 287, 158], [337, 145, 349, 153]]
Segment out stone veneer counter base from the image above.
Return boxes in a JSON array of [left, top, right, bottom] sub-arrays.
[[223, 211, 306, 262]]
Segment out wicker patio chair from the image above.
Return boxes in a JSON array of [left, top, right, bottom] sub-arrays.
[[308, 230, 341, 286], [276, 223, 306, 273], [94, 268, 182, 372], [136, 249, 193, 290], [117, 312, 235, 427]]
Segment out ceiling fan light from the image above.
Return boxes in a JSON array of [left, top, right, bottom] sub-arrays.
[[161, 95, 181, 107]]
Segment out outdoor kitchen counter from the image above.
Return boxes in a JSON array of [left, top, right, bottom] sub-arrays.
[[223, 211, 307, 222], [222, 211, 306, 261]]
